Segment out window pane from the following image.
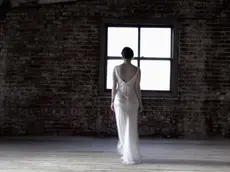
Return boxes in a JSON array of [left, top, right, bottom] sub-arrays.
[[107, 27, 138, 57], [140, 60, 171, 91], [106, 59, 138, 89], [140, 28, 171, 58]]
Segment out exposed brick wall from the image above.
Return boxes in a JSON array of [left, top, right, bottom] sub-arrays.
[[0, 0, 229, 139]]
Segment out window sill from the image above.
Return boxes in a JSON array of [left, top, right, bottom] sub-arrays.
[[98, 90, 179, 100]]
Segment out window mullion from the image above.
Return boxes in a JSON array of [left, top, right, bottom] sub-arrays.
[[138, 27, 140, 67], [138, 57, 171, 60], [107, 56, 124, 59]]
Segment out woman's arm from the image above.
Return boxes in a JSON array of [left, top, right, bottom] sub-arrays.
[[135, 68, 143, 111], [111, 67, 117, 103]]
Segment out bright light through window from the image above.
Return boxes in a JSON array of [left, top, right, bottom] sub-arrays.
[[140, 28, 171, 58], [107, 27, 138, 57], [140, 61, 171, 90]]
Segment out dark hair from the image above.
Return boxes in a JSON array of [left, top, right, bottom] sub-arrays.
[[121, 47, 134, 59]]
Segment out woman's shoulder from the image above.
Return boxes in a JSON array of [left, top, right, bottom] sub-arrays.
[[133, 65, 140, 71], [127, 64, 140, 72], [114, 65, 120, 70]]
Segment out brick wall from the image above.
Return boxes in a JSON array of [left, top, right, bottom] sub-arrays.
[[0, 0, 229, 139]]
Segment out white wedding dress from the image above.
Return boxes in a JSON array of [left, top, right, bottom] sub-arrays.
[[113, 67, 142, 164]]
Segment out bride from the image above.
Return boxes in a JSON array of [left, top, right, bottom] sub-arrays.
[[110, 47, 143, 164]]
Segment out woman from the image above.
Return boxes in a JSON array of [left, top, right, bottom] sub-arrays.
[[111, 47, 143, 164]]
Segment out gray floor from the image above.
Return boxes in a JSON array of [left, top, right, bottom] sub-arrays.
[[0, 136, 230, 172]]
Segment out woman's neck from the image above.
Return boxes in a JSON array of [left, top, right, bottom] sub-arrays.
[[123, 59, 131, 64]]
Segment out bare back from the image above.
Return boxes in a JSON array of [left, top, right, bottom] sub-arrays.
[[116, 64, 138, 83]]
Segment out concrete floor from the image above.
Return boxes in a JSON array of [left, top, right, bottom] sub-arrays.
[[0, 137, 230, 172]]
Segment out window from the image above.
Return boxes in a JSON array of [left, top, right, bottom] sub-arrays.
[[99, 19, 178, 97]]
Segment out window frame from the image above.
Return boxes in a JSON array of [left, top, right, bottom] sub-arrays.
[[99, 19, 179, 98]]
